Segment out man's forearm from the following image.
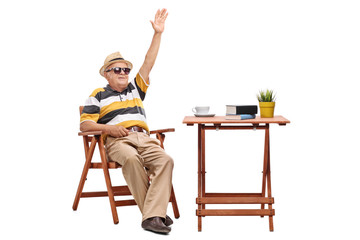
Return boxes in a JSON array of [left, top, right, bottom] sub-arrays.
[[80, 121, 108, 133], [145, 32, 162, 66], [80, 121, 129, 137], [140, 32, 162, 80]]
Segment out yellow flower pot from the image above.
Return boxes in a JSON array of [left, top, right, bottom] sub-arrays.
[[259, 102, 275, 118]]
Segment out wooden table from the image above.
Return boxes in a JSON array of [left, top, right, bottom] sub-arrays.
[[183, 115, 290, 232]]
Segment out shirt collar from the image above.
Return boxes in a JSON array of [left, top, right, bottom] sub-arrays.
[[104, 84, 128, 94]]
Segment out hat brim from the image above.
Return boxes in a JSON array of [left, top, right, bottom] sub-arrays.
[[99, 60, 133, 77]]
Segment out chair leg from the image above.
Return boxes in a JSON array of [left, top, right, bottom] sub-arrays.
[[98, 136, 119, 224], [156, 133, 180, 219], [73, 137, 97, 210], [170, 185, 180, 219]]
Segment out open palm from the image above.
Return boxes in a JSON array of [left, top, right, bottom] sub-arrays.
[[150, 9, 168, 33]]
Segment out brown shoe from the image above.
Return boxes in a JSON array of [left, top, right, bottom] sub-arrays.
[[164, 215, 173, 226], [141, 217, 171, 234]]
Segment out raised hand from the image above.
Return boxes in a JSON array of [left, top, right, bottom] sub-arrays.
[[150, 8, 168, 33]]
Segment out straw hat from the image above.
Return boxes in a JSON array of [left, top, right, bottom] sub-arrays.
[[99, 52, 133, 77]]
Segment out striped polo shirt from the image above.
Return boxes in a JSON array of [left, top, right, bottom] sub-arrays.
[[80, 73, 149, 132]]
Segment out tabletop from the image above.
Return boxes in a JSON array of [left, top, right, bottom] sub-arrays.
[[183, 115, 290, 125]]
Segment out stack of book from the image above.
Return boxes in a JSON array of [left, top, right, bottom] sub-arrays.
[[225, 105, 258, 120]]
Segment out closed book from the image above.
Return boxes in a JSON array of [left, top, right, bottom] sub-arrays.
[[226, 105, 258, 115], [226, 114, 256, 120]]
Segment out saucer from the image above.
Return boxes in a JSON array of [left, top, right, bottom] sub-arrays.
[[194, 113, 216, 117]]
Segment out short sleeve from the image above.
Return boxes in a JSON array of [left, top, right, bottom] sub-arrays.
[[133, 72, 149, 101], [80, 88, 104, 123]]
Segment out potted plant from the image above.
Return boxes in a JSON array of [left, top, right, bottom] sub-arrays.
[[257, 89, 276, 118]]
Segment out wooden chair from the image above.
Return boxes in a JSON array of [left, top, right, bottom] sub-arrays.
[[73, 106, 180, 224]]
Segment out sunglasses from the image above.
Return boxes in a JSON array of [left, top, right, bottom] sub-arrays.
[[105, 67, 131, 75]]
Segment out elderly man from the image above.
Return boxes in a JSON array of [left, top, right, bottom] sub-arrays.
[[80, 9, 174, 233]]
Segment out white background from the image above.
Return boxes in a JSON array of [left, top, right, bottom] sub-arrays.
[[1, 0, 359, 239]]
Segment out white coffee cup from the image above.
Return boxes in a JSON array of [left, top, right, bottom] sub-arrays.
[[192, 106, 210, 114]]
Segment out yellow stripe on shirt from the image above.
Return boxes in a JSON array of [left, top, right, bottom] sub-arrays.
[[80, 113, 100, 123], [99, 98, 145, 119], [90, 88, 105, 97], [135, 73, 149, 94]]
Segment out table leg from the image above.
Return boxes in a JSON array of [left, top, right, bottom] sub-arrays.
[[197, 124, 206, 231], [201, 124, 206, 210], [261, 125, 268, 217], [266, 125, 274, 232], [260, 124, 274, 231]]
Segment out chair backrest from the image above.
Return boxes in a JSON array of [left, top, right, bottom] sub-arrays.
[[79, 106, 97, 144]]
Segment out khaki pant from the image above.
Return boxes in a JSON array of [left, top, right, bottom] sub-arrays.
[[105, 132, 174, 221]]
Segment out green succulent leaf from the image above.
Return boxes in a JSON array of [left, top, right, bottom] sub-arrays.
[[257, 89, 276, 102]]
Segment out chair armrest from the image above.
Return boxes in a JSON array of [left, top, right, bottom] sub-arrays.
[[149, 128, 175, 135], [78, 131, 103, 136], [78, 128, 174, 136]]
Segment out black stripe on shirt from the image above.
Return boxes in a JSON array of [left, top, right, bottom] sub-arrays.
[[94, 89, 119, 102], [96, 84, 137, 101], [133, 79, 146, 101], [98, 106, 146, 124], [82, 105, 100, 114]]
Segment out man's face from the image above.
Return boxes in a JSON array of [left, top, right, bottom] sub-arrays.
[[104, 62, 130, 92]]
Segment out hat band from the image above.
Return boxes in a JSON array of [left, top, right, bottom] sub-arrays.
[[109, 57, 124, 62]]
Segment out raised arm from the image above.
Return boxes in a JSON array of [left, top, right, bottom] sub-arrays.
[[139, 8, 168, 82]]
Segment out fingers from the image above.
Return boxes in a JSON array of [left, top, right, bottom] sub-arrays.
[[162, 12, 168, 21], [120, 126, 129, 137], [160, 8, 167, 17], [155, 9, 160, 18], [108, 125, 129, 137], [156, 8, 168, 20]]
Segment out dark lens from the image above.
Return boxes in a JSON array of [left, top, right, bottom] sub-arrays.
[[113, 67, 121, 74], [123, 68, 131, 75]]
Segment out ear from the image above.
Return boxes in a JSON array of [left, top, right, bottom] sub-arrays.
[[103, 70, 110, 80]]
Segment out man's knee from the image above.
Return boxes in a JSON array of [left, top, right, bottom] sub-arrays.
[[122, 153, 143, 168], [163, 154, 174, 170]]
